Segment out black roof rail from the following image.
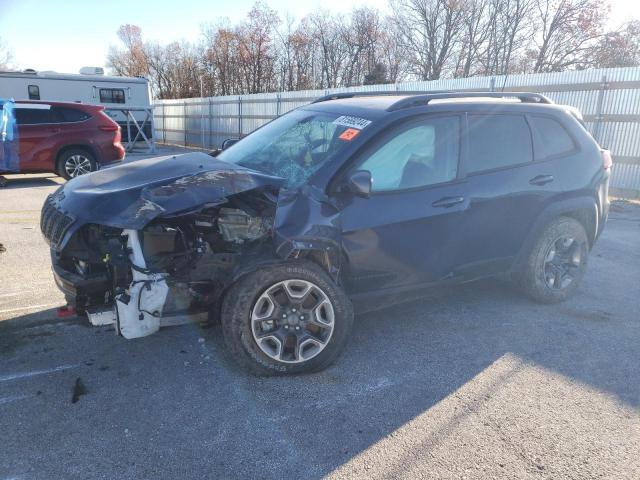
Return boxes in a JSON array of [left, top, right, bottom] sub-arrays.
[[387, 91, 553, 111], [311, 90, 455, 104]]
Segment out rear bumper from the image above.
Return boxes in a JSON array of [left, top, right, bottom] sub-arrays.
[[96, 142, 125, 168]]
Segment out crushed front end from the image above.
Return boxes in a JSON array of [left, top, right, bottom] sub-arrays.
[[41, 153, 283, 338]]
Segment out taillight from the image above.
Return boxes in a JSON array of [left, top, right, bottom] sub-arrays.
[[601, 149, 613, 170], [99, 124, 119, 132]]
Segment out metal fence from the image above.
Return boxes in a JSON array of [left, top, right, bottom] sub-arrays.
[[154, 67, 640, 197]]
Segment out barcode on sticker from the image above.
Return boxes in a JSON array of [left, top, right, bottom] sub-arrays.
[[333, 115, 372, 130]]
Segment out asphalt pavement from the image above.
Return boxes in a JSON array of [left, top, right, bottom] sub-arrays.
[[0, 155, 639, 479]]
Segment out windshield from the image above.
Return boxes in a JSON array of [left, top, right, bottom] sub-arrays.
[[218, 109, 370, 188]]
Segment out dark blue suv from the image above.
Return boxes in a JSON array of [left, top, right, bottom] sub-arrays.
[[42, 92, 610, 375]]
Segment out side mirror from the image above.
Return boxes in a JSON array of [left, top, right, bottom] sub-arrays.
[[221, 138, 239, 150], [345, 170, 372, 198]]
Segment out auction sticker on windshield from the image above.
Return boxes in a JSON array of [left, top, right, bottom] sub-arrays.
[[338, 128, 361, 141], [333, 115, 372, 130]]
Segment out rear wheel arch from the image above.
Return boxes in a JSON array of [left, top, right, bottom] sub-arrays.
[[55, 145, 98, 179], [515, 197, 598, 271], [56, 144, 98, 167]]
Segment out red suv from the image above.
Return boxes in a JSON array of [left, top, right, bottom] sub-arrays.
[[7, 101, 125, 179]]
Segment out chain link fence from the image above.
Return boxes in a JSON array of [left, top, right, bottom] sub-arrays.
[[154, 67, 640, 197]]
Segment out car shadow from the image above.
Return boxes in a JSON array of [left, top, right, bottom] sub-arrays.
[[0, 174, 63, 189], [0, 211, 637, 479]]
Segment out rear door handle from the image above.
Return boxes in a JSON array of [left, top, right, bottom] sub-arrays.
[[529, 174, 554, 186], [432, 196, 465, 208]]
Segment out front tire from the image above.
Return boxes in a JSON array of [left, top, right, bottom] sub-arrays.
[[221, 261, 354, 376], [57, 149, 97, 180], [517, 216, 589, 304]]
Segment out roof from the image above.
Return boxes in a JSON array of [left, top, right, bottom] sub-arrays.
[[0, 70, 148, 84], [309, 91, 553, 113], [11, 99, 105, 110]]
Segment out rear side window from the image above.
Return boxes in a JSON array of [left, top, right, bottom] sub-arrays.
[[52, 107, 91, 123], [28, 85, 40, 100], [14, 107, 54, 125], [466, 115, 533, 173], [99, 88, 125, 104], [529, 115, 576, 159]]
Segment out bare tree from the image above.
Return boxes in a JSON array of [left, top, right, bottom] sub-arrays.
[[590, 21, 640, 69], [531, 0, 606, 72], [107, 25, 148, 77], [392, 0, 466, 80], [103, 0, 633, 100], [236, 2, 280, 93], [0, 37, 14, 70], [202, 22, 242, 96], [378, 17, 409, 82]]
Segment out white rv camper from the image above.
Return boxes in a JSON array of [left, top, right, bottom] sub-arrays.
[[0, 68, 153, 140]]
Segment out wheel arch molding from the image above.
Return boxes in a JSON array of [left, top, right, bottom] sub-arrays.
[[515, 196, 599, 269]]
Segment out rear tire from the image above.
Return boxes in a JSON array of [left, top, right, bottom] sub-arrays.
[[57, 149, 97, 180], [516, 216, 589, 304], [221, 261, 354, 376]]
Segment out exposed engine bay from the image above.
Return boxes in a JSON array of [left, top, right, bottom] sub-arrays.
[[52, 189, 279, 338]]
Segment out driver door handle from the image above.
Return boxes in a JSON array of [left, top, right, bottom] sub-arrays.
[[529, 174, 554, 186], [432, 196, 465, 208]]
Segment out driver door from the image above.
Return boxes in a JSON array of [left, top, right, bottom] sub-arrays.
[[338, 114, 471, 295]]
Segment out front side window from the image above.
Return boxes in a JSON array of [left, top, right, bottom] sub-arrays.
[[28, 85, 40, 100], [466, 114, 533, 173], [99, 88, 125, 104], [218, 109, 368, 188], [358, 116, 460, 192]]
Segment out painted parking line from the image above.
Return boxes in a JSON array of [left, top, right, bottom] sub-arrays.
[[0, 285, 58, 298], [0, 364, 78, 383], [0, 394, 33, 406]]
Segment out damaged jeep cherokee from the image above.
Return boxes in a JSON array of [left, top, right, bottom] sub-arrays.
[[41, 92, 610, 375]]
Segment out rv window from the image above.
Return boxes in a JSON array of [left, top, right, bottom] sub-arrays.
[[99, 88, 125, 104], [28, 85, 40, 100]]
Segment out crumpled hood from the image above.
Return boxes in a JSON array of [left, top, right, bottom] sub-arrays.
[[47, 152, 284, 247]]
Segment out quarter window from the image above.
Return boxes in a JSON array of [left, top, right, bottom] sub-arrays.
[[466, 115, 533, 173], [358, 116, 460, 192], [28, 85, 40, 100], [52, 106, 90, 122], [529, 115, 575, 159], [99, 88, 125, 104]]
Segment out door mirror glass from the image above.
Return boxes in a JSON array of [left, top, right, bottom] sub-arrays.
[[346, 170, 372, 198], [221, 138, 239, 150]]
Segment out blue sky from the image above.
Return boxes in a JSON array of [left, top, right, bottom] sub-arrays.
[[1, 0, 638, 74]]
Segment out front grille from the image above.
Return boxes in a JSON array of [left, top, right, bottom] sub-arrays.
[[40, 195, 74, 249]]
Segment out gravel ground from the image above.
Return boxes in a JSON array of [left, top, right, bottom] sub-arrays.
[[0, 152, 639, 479]]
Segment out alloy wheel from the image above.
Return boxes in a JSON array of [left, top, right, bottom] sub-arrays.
[[543, 236, 584, 290], [64, 154, 93, 178], [251, 279, 335, 364]]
